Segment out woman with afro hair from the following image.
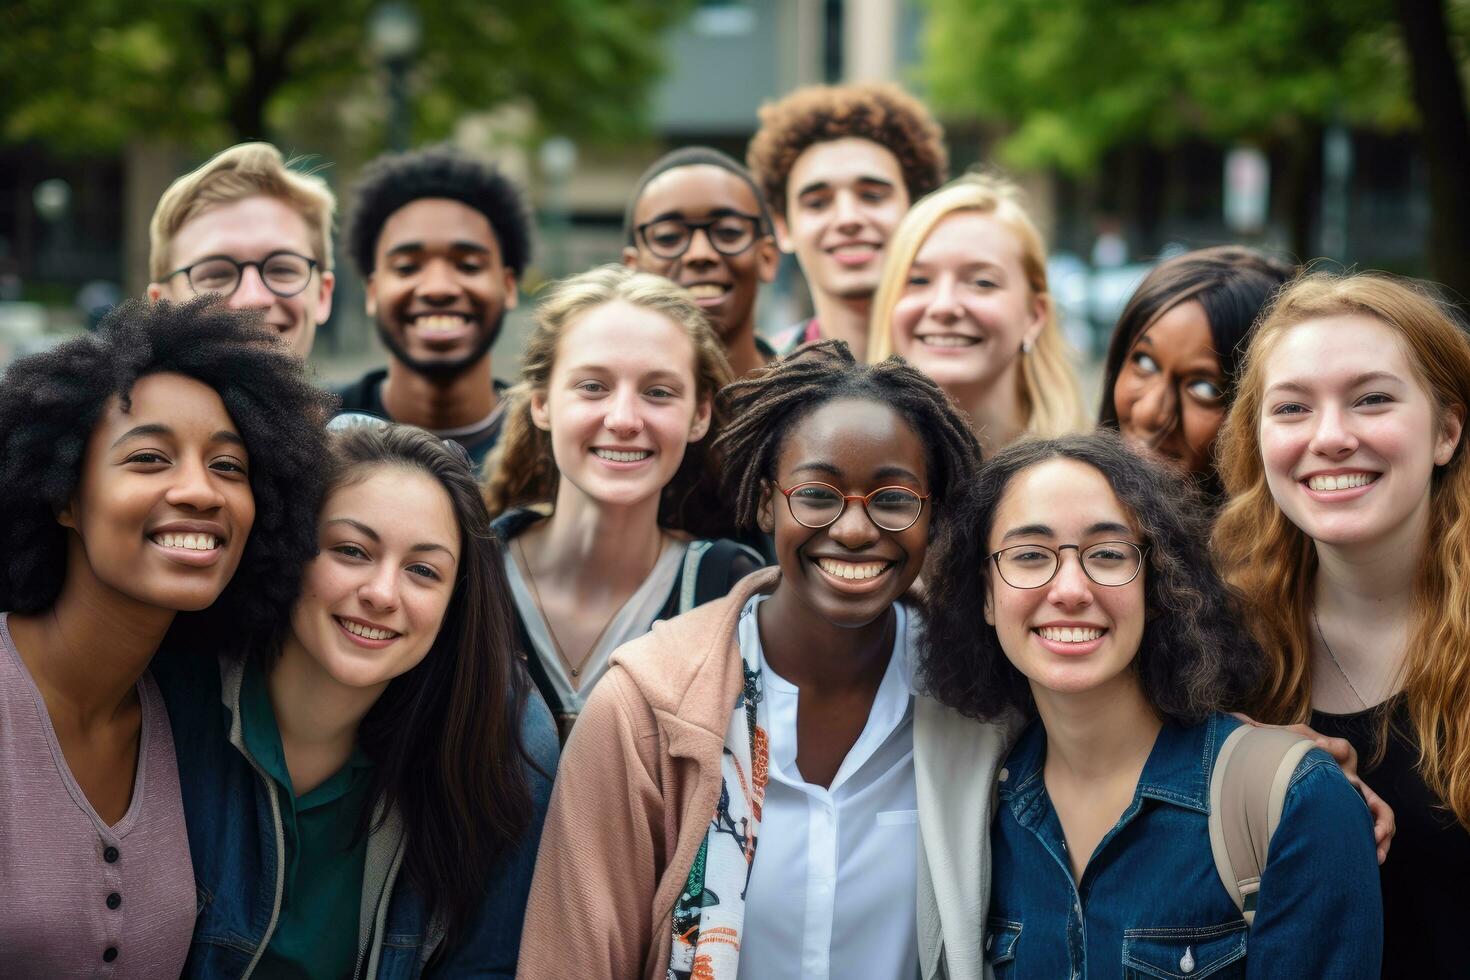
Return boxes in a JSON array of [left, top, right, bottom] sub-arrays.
[[0, 297, 332, 976]]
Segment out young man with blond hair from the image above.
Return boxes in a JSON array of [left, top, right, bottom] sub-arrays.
[[747, 84, 948, 360], [147, 142, 336, 358]]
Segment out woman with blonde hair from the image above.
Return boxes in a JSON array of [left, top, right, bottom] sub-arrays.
[[1214, 270, 1470, 975], [867, 173, 1087, 453], [484, 265, 761, 739]]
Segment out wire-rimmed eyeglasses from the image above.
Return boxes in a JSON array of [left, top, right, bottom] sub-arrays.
[[777, 482, 930, 532], [164, 251, 320, 299], [987, 541, 1147, 589]]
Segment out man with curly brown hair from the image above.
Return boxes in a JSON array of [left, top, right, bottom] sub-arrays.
[[747, 83, 948, 359]]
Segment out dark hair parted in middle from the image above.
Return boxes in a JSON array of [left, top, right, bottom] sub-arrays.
[[0, 296, 333, 645], [714, 339, 981, 536], [920, 431, 1261, 724], [346, 144, 532, 277], [320, 422, 541, 944], [1098, 246, 1295, 429]]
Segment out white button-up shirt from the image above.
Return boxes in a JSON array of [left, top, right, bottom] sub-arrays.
[[736, 597, 919, 980]]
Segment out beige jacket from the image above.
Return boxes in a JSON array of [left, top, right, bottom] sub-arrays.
[[516, 567, 1016, 980]]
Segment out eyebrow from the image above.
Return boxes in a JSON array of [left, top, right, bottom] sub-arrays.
[[385, 241, 491, 257], [1000, 520, 1133, 541], [646, 207, 747, 223], [111, 424, 244, 449], [795, 175, 897, 198], [789, 461, 923, 483], [1266, 370, 1403, 396], [325, 518, 456, 557]]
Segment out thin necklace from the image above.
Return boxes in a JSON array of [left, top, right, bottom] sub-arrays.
[[1312, 608, 1369, 709], [514, 534, 659, 684]]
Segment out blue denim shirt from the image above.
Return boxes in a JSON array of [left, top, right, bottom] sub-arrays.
[[986, 712, 1382, 979], [152, 647, 558, 979]]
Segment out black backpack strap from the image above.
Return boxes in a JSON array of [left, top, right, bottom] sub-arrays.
[[663, 538, 765, 618]]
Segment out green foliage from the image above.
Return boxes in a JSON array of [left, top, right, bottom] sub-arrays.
[[921, 0, 1458, 172], [0, 0, 693, 154]]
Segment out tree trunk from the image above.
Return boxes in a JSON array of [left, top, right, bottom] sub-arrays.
[[1396, 0, 1470, 307]]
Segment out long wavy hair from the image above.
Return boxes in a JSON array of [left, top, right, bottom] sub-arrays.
[[921, 432, 1258, 723], [318, 424, 537, 942], [482, 264, 735, 537], [866, 173, 1087, 439], [1214, 271, 1470, 829]]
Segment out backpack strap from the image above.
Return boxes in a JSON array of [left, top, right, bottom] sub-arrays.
[[1208, 724, 1316, 926]]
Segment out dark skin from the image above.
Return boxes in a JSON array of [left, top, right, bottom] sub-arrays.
[[755, 397, 932, 787]]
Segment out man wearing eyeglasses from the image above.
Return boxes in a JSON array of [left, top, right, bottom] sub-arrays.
[[622, 147, 780, 378], [147, 142, 336, 359]]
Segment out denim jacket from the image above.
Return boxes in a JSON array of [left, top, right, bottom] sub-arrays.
[[153, 648, 558, 979], [986, 712, 1382, 979]]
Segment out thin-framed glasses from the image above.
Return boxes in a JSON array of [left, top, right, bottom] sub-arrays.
[[987, 541, 1147, 589], [636, 214, 765, 260], [165, 251, 319, 298], [777, 481, 930, 532]]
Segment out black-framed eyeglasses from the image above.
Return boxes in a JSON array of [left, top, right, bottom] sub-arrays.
[[635, 213, 765, 260], [165, 251, 320, 298], [777, 481, 930, 532], [987, 541, 1147, 589]]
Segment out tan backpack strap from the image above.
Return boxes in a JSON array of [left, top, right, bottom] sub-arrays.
[[1208, 725, 1316, 926]]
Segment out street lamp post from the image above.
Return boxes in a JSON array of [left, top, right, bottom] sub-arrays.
[[369, 2, 422, 152]]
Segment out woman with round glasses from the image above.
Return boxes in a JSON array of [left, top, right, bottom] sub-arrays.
[[518, 341, 1010, 979], [919, 432, 1382, 979], [483, 265, 762, 741]]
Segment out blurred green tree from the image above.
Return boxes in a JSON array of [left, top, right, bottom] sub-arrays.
[[923, 0, 1470, 301], [0, 0, 692, 152]]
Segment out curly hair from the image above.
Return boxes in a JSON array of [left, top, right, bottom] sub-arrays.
[[713, 339, 981, 544], [0, 296, 334, 650], [920, 432, 1261, 724], [346, 144, 531, 278], [1099, 246, 1295, 496], [483, 264, 736, 537], [746, 83, 948, 218]]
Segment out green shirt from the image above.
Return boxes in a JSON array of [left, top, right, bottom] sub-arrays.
[[240, 660, 374, 980]]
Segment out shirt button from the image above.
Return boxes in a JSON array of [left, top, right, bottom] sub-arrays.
[[998, 768, 1009, 782], [106, 892, 121, 910], [1180, 946, 1196, 974], [985, 935, 994, 951], [103, 947, 118, 963], [103, 846, 120, 863]]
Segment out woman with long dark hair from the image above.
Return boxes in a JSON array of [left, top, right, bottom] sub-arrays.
[[0, 298, 332, 977], [1098, 246, 1293, 495], [154, 422, 557, 978]]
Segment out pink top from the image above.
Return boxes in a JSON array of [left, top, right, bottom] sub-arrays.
[[0, 613, 195, 977]]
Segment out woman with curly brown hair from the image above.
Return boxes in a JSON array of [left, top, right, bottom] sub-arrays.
[[0, 297, 332, 976], [920, 432, 1381, 979], [1214, 271, 1470, 975]]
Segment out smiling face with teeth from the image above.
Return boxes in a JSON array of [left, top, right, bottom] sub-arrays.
[[282, 467, 459, 692], [366, 198, 517, 380], [1259, 315, 1463, 550], [983, 458, 1146, 702], [759, 397, 931, 631], [890, 211, 1045, 399], [61, 372, 256, 613], [531, 299, 712, 515]]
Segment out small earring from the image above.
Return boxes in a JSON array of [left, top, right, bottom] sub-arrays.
[[1021, 338, 1034, 354]]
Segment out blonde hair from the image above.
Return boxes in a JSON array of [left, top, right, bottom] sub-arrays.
[[483, 265, 734, 533], [866, 173, 1086, 439], [1214, 271, 1470, 829], [149, 142, 336, 281]]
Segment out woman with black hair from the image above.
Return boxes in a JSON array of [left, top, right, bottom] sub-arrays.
[[0, 297, 332, 977], [1098, 246, 1293, 494], [920, 433, 1382, 979], [154, 422, 557, 978], [518, 340, 1009, 980]]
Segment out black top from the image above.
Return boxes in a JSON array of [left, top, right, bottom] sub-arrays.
[[333, 368, 509, 473], [1311, 697, 1469, 979]]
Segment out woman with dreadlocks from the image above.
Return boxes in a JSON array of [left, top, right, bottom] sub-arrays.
[[516, 340, 1007, 980]]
